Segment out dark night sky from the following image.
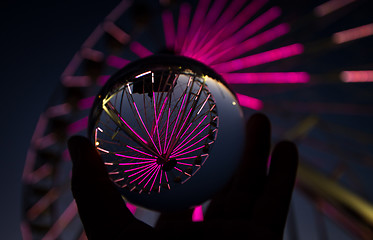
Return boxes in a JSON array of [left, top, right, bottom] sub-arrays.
[[0, 1, 119, 238]]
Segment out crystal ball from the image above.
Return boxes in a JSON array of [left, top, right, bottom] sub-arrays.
[[88, 55, 245, 211]]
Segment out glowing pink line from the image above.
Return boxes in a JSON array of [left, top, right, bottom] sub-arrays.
[[67, 116, 88, 135], [192, 0, 228, 54], [174, 107, 194, 141], [106, 55, 130, 69], [192, 205, 204, 222], [163, 108, 171, 153], [143, 165, 161, 188], [174, 167, 183, 173], [177, 162, 193, 166], [236, 93, 263, 110], [119, 161, 156, 166], [171, 145, 205, 158], [131, 164, 158, 184], [208, 23, 290, 64], [181, 0, 211, 56], [172, 125, 210, 155], [223, 72, 310, 84], [132, 102, 161, 154], [191, 0, 267, 59], [127, 163, 155, 178], [172, 132, 209, 156], [174, 115, 208, 151], [197, 7, 281, 61], [130, 41, 153, 58], [124, 164, 153, 173], [165, 92, 188, 153], [212, 43, 304, 73], [175, 3, 191, 52], [117, 114, 148, 145], [340, 71, 373, 82], [126, 145, 155, 157], [332, 23, 373, 44], [176, 156, 198, 160], [162, 10, 176, 49], [115, 153, 156, 161], [149, 166, 161, 191]]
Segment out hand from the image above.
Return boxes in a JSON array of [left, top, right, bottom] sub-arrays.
[[68, 113, 298, 239]]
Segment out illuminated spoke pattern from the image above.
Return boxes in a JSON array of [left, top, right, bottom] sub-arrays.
[[94, 70, 218, 193]]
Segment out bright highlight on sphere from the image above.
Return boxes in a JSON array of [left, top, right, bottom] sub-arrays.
[[88, 55, 245, 211]]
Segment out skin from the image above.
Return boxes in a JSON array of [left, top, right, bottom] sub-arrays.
[[68, 113, 298, 239]]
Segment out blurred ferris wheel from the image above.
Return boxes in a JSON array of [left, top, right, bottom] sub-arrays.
[[22, 0, 373, 239]]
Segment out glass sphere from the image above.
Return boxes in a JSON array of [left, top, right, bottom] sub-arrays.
[[88, 55, 245, 211]]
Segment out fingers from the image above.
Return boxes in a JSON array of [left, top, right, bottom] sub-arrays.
[[68, 136, 153, 239], [205, 113, 271, 219], [252, 141, 298, 237]]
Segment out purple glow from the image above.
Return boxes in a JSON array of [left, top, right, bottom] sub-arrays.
[[106, 55, 130, 69], [192, 205, 204, 222], [130, 41, 153, 58], [67, 116, 88, 135], [175, 3, 191, 52], [119, 161, 157, 166], [162, 10, 176, 49], [114, 153, 156, 161], [78, 96, 95, 110], [236, 93, 263, 110], [172, 125, 210, 156], [98, 75, 110, 86], [207, 23, 290, 64], [212, 43, 304, 73], [196, 6, 282, 61], [223, 72, 310, 84], [174, 115, 208, 151]]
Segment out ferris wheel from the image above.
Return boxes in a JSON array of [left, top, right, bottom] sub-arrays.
[[22, 0, 373, 239]]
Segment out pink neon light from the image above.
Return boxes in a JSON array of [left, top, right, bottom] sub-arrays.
[[223, 72, 310, 84], [314, 0, 355, 17], [236, 93, 263, 110], [171, 145, 205, 158], [119, 161, 156, 166], [130, 41, 153, 58], [212, 43, 304, 73], [172, 125, 210, 156], [78, 96, 95, 110], [125, 202, 137, 214], [175, 3, 191, 52], [181, 0, 211, 56], [114, 153, 156, 161], [128, 164, 156, 178], [340, 71, 373, 82], [162, 10, 176, 49], [207, 23, 290, 64], [192, 205, 204, 222], [67, 116, 88, 135], [126, 145, 155, 157], [176, 156, 198, 161], [132, 102, 161, 154], [149, 165, 161, 191], [117, 114, 148, 145], [197, 6, 281, 60], [130, 164, 157, 183], [124, 164, 155, 173], [174, 115, 208, 151], [107, 55, 130, 69], [332, 23, 373, 44]]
